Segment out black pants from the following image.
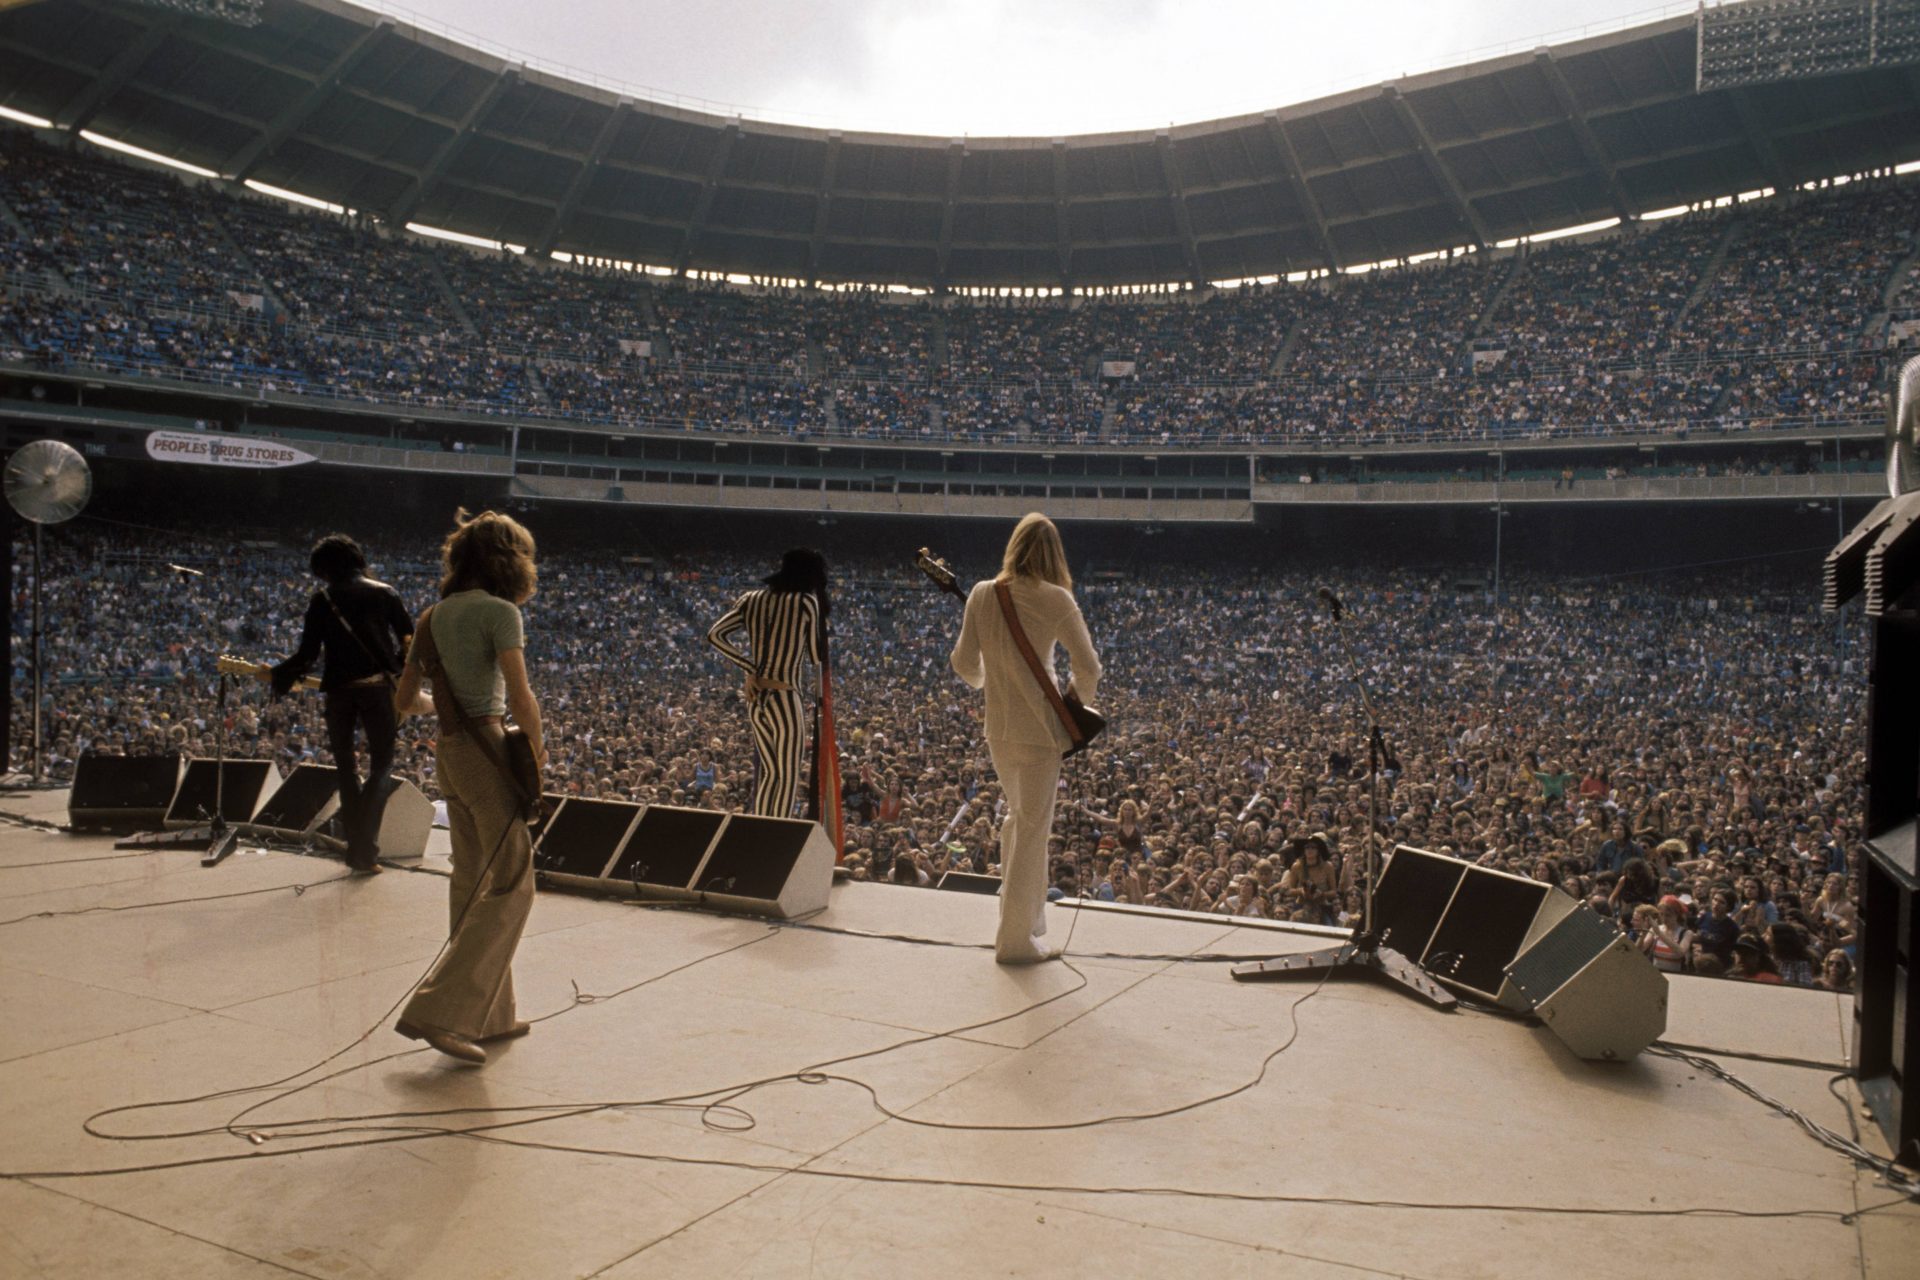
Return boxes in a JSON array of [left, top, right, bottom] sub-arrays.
[[325, 684, 396, 866]]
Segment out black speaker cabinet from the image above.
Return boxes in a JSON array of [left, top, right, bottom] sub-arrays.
[[937, 871, 1004, 894], [1857, 830, 1919, 1166], [1822, 486, 1920, 1164], [534, 797, 645, 885], [697, 813, 833, 916], [69, 752, 183, 832], [534, 802, 832, 918], [163, 759, 280, 828], [608, 804, 726, 892], [1374, 845, 1577, 1009], [250, 763, 340, 835]]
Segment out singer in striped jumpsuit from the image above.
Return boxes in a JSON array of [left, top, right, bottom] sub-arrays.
[[705, 549, 827, 818]]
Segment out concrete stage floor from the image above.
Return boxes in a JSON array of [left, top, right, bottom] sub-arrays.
[[0, 788, 1914, 1280]]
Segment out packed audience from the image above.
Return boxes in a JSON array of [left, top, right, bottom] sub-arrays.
[[19, 518, 1863, 994], [0, 128, 1914, 446]]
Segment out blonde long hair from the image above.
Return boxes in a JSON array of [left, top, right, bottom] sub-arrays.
[[996, 513, 1072, 589]]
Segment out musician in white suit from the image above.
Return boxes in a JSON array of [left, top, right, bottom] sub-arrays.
[[951, 514, 1102, 964]]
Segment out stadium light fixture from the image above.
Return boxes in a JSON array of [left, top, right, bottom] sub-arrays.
[[244, 179, 348, 216], [406, 222, 525, 254], [78, 130, 218, 179], [1523, 217, 1621, 245], [0, 105, 53, 129]]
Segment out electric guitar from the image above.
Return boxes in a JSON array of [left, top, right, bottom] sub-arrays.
[[914, 547, 967, 606], [216, 655, 320, 691]]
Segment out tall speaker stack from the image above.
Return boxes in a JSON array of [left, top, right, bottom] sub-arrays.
[[1825, 466, 1920, 1167], [531, 800, 833, 919]]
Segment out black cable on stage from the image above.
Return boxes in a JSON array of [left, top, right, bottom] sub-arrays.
[[1647, 1045, 1920, 1202], [0, 871, 356, 928], [0, 851, 161, 869], [62, 774, 544, 1157]]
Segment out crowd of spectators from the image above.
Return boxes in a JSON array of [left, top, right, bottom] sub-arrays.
[[21, 517, 1863, 993], [0, 128, 1913, 446]]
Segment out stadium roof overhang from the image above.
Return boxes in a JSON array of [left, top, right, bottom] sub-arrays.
[[2, 0, 1918, 289]]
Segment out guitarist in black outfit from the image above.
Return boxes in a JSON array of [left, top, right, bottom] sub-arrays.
[[271, 534, 414, 872]]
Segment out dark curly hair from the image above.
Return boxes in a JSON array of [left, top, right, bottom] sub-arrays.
[[309, 533, 367, 585]]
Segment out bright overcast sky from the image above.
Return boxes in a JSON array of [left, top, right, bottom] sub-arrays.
[[363, 0, 1693, 136]]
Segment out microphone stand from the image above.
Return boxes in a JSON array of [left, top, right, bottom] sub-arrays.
[[1230, 590, 1456, 1010], [118, 565, 244, 865]]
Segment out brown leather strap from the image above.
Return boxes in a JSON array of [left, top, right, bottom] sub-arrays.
[[411, 606, 527, 805], [994, 582, 1084, 747]]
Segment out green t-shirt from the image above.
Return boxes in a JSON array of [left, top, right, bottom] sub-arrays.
[[1535, 770, 1575, 799], [414, 589, 524, 718]]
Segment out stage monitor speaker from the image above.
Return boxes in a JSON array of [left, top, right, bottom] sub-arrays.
[[68, 752, 183, 832], [372, 778, 433, 862], [937, 871, 1003, 894], [527, 794, 568, 847], [1372, 845, 1468, 960], [607, 804, 727, 895], [1504, 905, 1668, 1061], [1375, 844, 1577, 1009], [692, 812, 834, 918], [534, 797, 645, 885], [164, 759, 279, 828], [250, 763, 339, 836]]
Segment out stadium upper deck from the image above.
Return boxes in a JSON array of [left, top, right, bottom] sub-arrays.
[[1, 0, 1917, 289]]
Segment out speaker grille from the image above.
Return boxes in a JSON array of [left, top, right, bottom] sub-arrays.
[[536, 799, 640, 878], [1425, 872, 1550, 998], [252, 764, 338, 832], [610, 806, 725, 888], [701, 816, 815, 899], [72, 753, 182, 809], [167, 760, 274, 825], [1372, 846, 1467, 960], [1505, 907, 1618, 1005]]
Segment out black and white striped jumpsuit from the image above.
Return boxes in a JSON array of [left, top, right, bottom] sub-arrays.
[[706, 588, 821, 818]]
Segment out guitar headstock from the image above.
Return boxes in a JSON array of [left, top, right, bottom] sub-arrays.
[[216, 655, 263, 680], [914, 547, 965, 600]]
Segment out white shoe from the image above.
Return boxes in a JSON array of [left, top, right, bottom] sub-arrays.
[[995, 944, 1062, 965]]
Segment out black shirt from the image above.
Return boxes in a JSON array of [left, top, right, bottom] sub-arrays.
[[273, 574, 414, 693]]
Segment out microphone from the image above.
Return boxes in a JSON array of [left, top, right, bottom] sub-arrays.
[[1315, 587, 1344, 621]]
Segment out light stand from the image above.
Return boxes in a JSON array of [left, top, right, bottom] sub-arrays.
[[1231, 590, 1456, 1010], [3, 441, 92, 788]]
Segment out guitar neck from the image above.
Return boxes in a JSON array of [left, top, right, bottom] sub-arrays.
[[216, 655, 321, 691]]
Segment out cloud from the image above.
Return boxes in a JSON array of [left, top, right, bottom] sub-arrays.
[[379, 0, 1667, 134]]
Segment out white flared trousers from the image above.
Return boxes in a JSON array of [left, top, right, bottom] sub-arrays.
[[988, 737, 1062, 961]]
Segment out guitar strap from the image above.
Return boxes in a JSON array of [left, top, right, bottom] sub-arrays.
[[410, 605, 535, 817], [994, 583, 1085, 749], [319, 585, 399, 687]]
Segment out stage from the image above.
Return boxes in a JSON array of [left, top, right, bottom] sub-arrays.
[[0, 789, 1912, 1280]]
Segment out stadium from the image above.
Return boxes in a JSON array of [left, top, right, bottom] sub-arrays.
[[0, 0, 1917, 1275]]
